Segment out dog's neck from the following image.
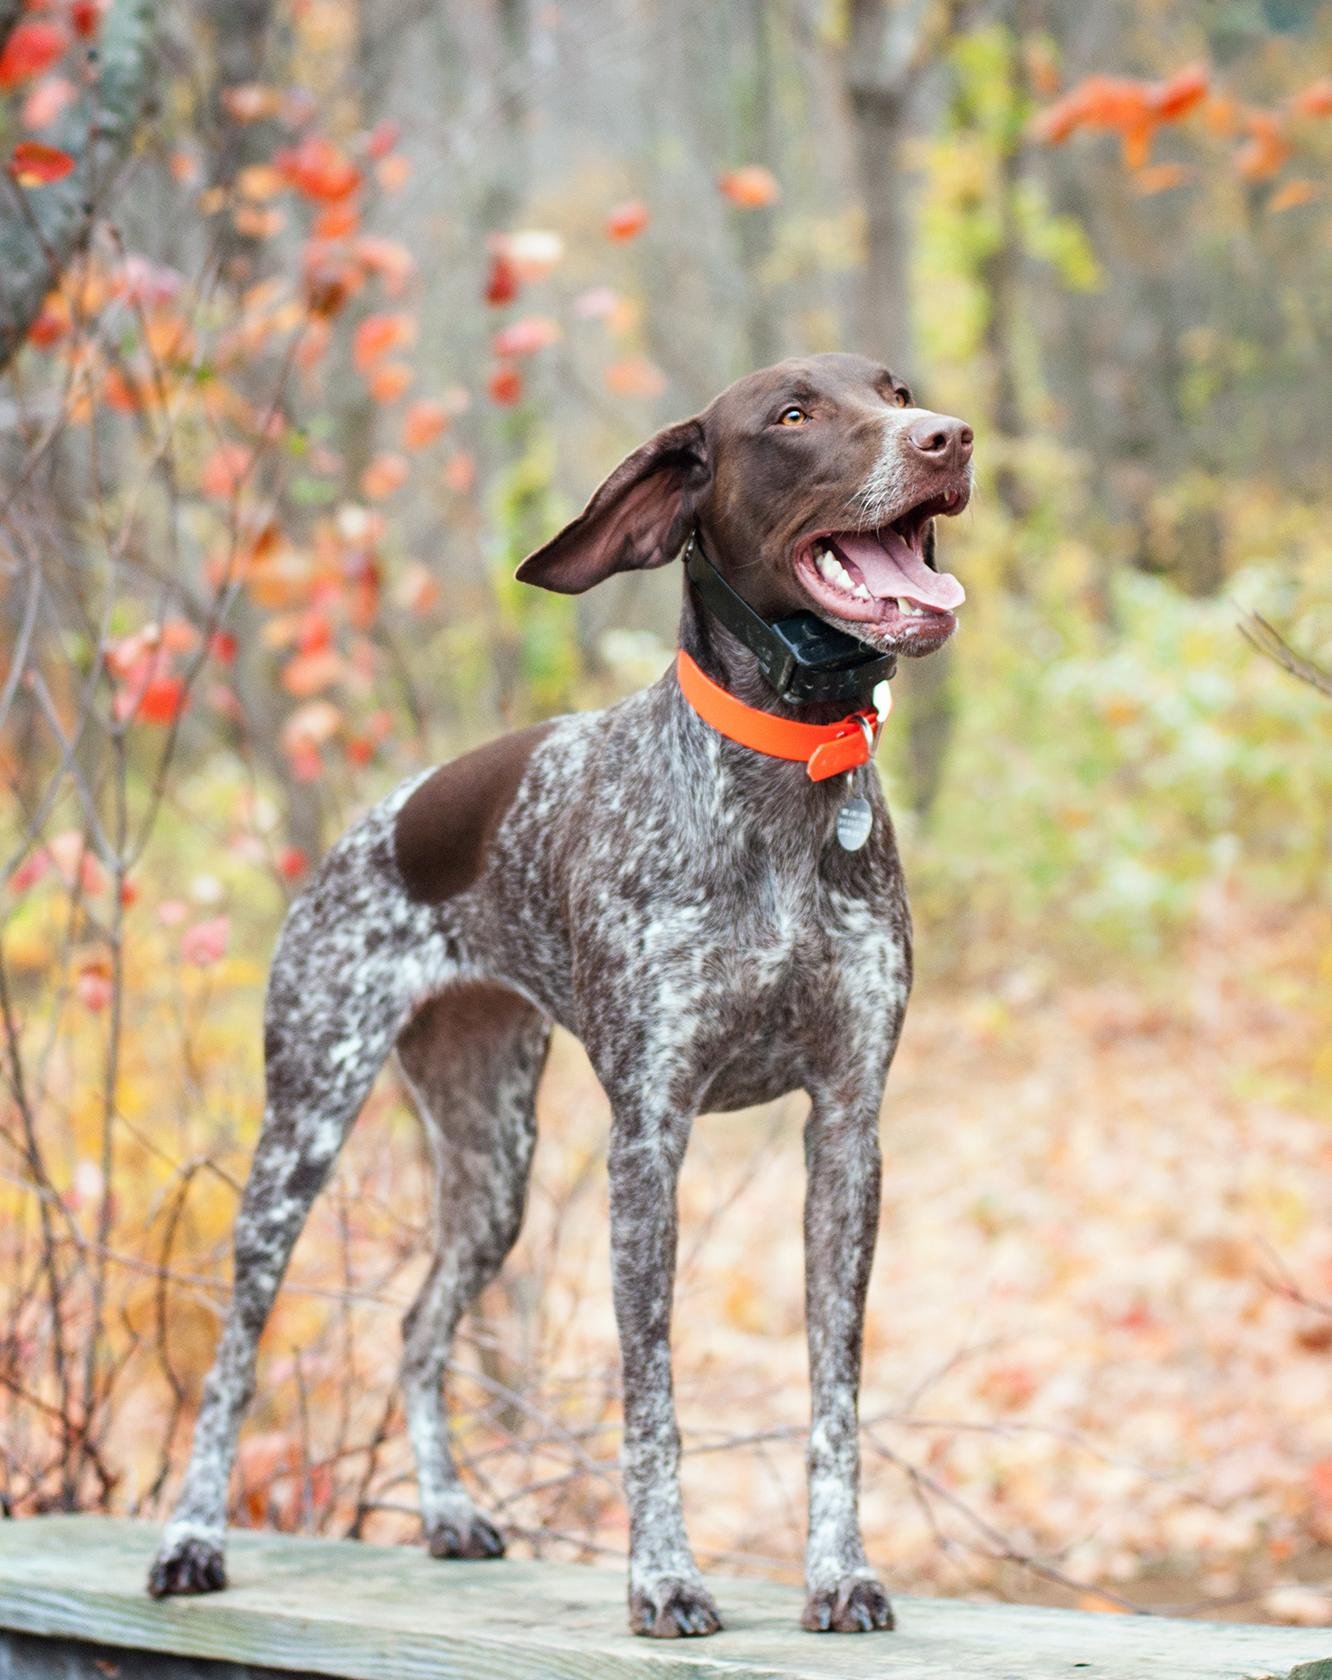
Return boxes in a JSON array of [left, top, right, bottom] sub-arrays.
[[677, 583, 873, 728]]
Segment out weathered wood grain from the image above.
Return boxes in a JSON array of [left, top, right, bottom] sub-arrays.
[[0, 1516, 1329, 1680]]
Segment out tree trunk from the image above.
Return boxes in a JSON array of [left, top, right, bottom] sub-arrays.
[[0, 0, 155, 371], [842, 0, 956, 817]]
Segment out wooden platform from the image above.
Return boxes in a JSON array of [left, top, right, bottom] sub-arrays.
[[1, 1516, 1331, 1680]]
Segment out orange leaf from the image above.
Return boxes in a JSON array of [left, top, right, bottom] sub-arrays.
[[200, 442, 251, 500], [605, 355, 666, 399], [360, 451, 410, 500], [355, 234, 415, 293], [1235, 111, 1290, 180], [718, 165, 780, 208], [277, 134, 361, 203], [442, 451, 476, 494], [488, 363, 523, 405], [1151, 63, 1208, 122], [1133, 162, 1191, 195], [1268, 178, 1321, 212], [0, 21, 66, 89], [376, 153, 411, 193], [353, 311, 414, 371], [282, 649, 344, 697], [135, 675, 189, 725], [1292, 77, 1332, 119], [9, 140, 75, 188], [606, 199, 649, 241], [401, 398, 448, 450], [313, 201, 359, 240], [368, 360, 412, 403]]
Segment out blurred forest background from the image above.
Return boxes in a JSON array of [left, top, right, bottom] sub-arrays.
[[2, 0, 1331, 1624]]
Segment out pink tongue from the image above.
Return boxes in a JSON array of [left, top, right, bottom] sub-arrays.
[[834, 530, 965, 612]]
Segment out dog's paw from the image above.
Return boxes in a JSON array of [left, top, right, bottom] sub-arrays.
[[629, 1576, 722, 1638], [146, 1537, 227, 1599], [426, 1510, 505, 1560], [801, 1575, 894, 1634]]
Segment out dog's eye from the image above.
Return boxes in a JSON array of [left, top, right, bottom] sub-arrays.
[[777, 406, 808, 427], [891, 388, 911, 409]]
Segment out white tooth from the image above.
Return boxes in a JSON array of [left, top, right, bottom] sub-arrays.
[[817, 552, 837, 582], [854, 583, 871, 600]]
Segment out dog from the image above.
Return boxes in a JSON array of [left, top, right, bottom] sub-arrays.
[[147, 351, 974, 1638]]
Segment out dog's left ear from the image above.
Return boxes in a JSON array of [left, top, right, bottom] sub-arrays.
[[516, 417, 710, 594]]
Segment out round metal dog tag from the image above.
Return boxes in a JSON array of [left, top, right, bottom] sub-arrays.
[[836, 795, 873, 851]]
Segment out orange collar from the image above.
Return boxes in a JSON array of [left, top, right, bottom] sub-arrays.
[[675, 649, 890, 782]]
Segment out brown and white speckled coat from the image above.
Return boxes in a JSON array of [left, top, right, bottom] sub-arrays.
[[149, 352, 976, 1639]]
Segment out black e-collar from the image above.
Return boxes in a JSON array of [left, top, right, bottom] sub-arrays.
[[683, 529, 896, 706]]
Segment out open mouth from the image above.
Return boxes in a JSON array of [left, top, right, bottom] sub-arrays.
[[793, 487, 968, 639]]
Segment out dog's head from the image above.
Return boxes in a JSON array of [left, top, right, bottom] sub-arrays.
[[518, 352, 973, 659]]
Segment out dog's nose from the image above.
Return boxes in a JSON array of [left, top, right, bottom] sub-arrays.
[[906, 414, 973, 472]]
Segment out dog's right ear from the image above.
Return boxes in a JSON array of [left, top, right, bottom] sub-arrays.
[[516, 417, 710, 595]]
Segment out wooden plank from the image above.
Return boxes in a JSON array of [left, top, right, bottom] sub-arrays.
[[0, 1516, 1329, 1680]]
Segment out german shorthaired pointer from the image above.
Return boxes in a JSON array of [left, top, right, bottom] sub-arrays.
[[148, 351, 974, 1637]]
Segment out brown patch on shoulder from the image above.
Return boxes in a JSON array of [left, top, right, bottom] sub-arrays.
[[394, 722, 553, 904]]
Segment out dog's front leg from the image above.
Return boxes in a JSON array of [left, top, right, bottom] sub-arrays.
[[800, 1087, 894, 1633], [608, 1110, 721, 1639]]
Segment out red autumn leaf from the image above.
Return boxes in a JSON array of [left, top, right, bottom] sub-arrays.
[[368, 360, 412, 403], [70, 1, 104, 40], [366, 118, 400, 160], [22, 74, 76, 129], [491, 315, 560, 357], [1292, 77, 1332, 119], [277, 134, 361, 203], [180, 916, 229, 968], [200, 441, 251, 500], [401, 398, 448, 450], [0, 22, 66, 90], [312, 201, 359, 241], [1151, 63, 1208, 121], [282, 648, 344, 697], [718, 165, 780, 208], [9, 140, 75, 188], [360, 451, 410, 500], [487, 363, 523, 405], [484, 250, 520, 306], [135, 674, 189, 725], [76, 961, 113, 1012], [209, 630, 238, 664], [354, 234, 415, 293], [277, 846, 309, 882], [353, 311, 414, 371], [1311, 1459, 1332, 1507], [606, 199, 649, 241]]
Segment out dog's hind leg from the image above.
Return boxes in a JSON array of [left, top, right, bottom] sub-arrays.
[[394, 983, 550, 1559], [148, 793, 455, 1597]]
